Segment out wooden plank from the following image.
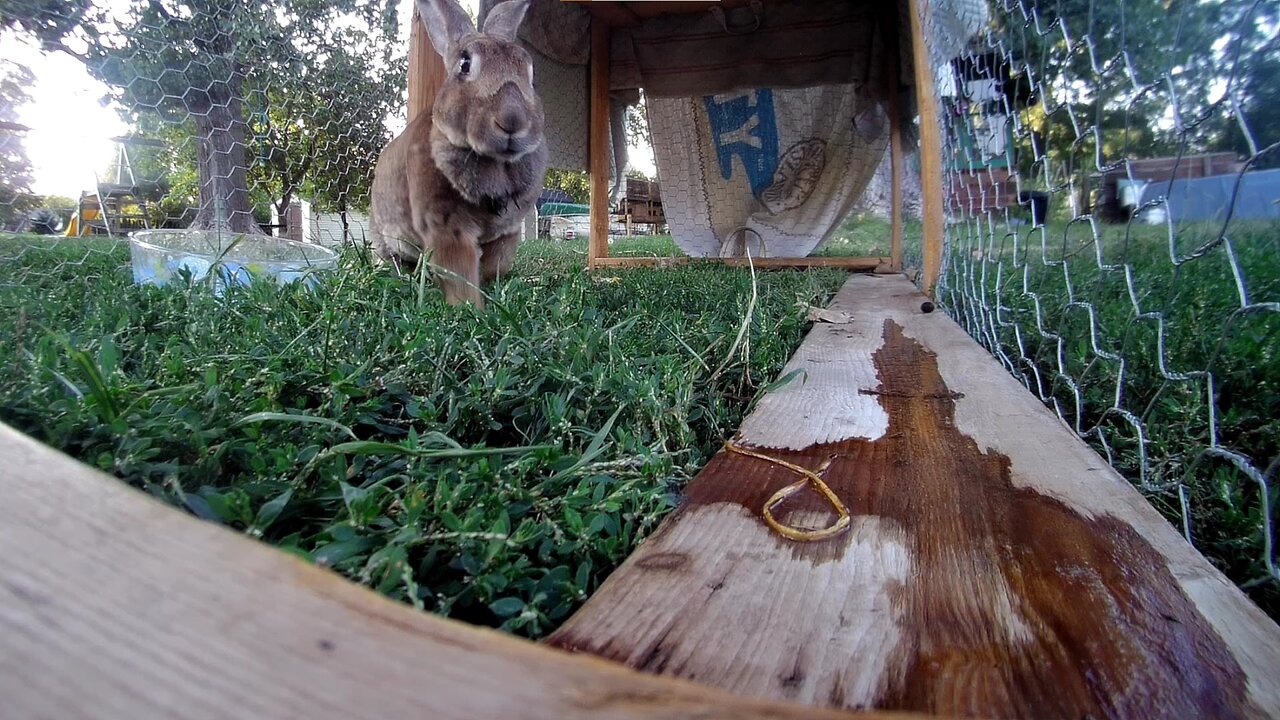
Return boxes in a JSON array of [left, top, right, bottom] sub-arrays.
[[0, 422, 933, 720], [588, 17, 611, 270], [549, 273, 1280, 718], [407, 4, 447, 124], [1103, 153, 1245, 183], [592, 256, 892, 271], [907, 0, 944, 295]]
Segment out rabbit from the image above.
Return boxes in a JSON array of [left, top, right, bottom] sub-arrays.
[[369, 0, 547, 308]]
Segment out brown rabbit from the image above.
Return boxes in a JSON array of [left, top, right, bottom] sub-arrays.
[[370, 0, 547, 307]]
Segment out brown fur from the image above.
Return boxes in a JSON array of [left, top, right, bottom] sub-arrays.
[[370, 0, 547, 307]]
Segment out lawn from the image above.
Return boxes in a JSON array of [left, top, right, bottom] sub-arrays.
[[939, 218, 1280, 617], [0, 232, 847, 637], [574, 215, 919, 260]]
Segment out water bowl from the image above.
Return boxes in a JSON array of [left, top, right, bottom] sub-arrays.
[[128, 230, 339, 293]]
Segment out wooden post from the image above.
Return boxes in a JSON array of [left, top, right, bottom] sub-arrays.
[[625, 213, 632, 237], [889, 109, 904, 273], [887, 13, 905, 274], [588, 18, 611, 269], [407, 6, 448, 125], [908, 0, 945, 294]]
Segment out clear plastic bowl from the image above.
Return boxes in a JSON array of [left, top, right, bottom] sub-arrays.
[[128, 230, 339, 293]]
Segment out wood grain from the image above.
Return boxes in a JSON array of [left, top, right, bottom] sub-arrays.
[[588, 17, 611, 269], [549, 274, 1280, 718], [0, 422, 936, 720], [907, 0, 944, 295]]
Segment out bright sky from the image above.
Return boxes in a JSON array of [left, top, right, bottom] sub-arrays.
[[6, 34, 128, 197], [10, 0, 653, 199]]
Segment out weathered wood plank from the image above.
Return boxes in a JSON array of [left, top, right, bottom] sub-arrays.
[[587, 17, 611, 270], [549, 274, 1280, 719], [0, 422, 938, 720]]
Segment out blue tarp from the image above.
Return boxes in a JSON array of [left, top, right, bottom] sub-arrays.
[[1148, 168, 1280, 223]]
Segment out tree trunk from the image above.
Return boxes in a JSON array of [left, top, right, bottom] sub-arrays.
[[190, 78, 261, 234], [274, 191, 293, 237]]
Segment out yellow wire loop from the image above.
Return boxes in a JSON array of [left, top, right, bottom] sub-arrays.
[[723, 441, 851, 542]]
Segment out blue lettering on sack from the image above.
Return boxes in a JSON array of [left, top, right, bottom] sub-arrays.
[[704, 89, 778, 196]]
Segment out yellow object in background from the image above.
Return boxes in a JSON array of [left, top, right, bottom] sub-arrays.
[[63, 205, 100, 236]]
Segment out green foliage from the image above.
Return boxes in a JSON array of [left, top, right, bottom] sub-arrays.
[[0, 59, 35, 229], [0, 0, 89, 43], [1, 0, 403, 230], [625, 89, 650, 148], [1212, 52, 1280, 167], [542, 168, 590, 204], [996, 0, 1278, 185], [38, 194, 77, 216], [249, 19, 404, 217], [0, 234, 845, 637]]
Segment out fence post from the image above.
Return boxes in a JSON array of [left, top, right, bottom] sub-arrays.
[[588, 18, 611, 269], [524, 207, 538, 242], [887, 6, 905, 274], [908, 0, 945, 294]]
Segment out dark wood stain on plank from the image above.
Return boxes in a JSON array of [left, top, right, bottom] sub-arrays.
[[555, 320, 1251, 719]]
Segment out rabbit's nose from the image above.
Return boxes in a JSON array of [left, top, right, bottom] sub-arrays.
[[495, 111, 526, 136]]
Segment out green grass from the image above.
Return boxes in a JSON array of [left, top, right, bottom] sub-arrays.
[[814, 215, 922, 258], [0, 233, 846, 637], [939, 218, 1280, 617], [588, 216, 919, 260]]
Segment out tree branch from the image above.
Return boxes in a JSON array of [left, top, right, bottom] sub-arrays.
[[41, 40, 90, 65]]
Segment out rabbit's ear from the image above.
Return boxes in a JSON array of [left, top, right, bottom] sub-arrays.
[[481, 0, 530, 42], [417, 0, 475, 58]]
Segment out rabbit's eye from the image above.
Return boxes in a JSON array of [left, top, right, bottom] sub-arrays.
[[458, 54, 472, 77]]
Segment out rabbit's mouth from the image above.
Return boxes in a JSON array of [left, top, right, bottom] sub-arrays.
[[475, 132, 536, 162]]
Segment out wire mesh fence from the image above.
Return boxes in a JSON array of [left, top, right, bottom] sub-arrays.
[[929, 0, 1279, 614], [0, 0, 403, 256]]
